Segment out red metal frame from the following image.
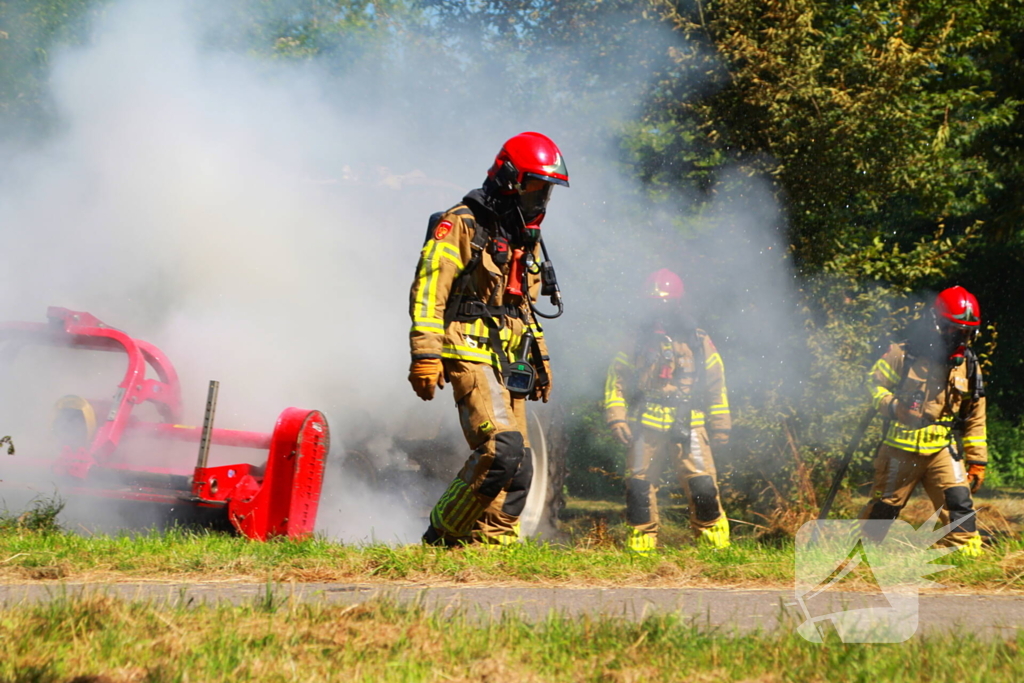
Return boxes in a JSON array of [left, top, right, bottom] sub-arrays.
[[0, 308, 330, 540]]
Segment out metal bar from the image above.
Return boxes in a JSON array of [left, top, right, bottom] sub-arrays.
[[128, 422, 272, 449], [817, 406, 877, 520], [196, 380, 220, 470]]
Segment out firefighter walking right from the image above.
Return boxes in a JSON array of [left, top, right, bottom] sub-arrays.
[[860, 286, 987, 556], [604, 269, 732, 554]]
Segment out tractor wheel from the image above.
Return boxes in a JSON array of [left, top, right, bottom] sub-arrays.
[[518, 411, 549, 538]]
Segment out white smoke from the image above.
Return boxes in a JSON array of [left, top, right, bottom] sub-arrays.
[[0, 0, 798, 542]]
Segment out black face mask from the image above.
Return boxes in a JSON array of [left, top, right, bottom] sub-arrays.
[[941, 324, 973, 354], [518, 183, 552, 222]]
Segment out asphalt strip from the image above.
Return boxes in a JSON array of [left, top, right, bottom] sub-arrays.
[[2, 582, 1023, 638]]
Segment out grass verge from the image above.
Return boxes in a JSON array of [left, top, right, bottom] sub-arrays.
[[2, 494, 1024, 590], [1, 594, 1022, 682], [3, 525, 1024, 591]]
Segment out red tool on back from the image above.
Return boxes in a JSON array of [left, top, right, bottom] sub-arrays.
[[0, 307, 329, 540]]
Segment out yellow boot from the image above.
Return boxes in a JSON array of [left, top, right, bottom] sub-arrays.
[[627, 528, 657, 557], [698, 517, 731, 550], [958, 534, 983, 558]]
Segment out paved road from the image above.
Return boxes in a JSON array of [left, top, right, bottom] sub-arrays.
[[2, 582, 1023, 638]]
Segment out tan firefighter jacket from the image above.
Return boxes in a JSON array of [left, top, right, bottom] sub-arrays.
[[604, 329, 730, 436], [409, 200, 548, 371], [869, 342, 987, 462]]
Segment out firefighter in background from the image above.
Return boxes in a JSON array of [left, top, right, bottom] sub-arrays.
[[860, 286, 987, 557], [604, 269, 732, 554], [408, 132, 568, 546]]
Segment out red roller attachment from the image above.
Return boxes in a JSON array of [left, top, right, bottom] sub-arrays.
[[217, 408, 330, 540], [0, 308, 332, 541]]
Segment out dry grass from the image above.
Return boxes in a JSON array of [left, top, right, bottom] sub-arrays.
[[1, 594, 1023, 682]]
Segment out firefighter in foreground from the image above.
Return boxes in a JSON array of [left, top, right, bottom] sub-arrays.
[[604, 269, 732, 554], [860, 286, 987, 556], [408, 132, 568, 546]]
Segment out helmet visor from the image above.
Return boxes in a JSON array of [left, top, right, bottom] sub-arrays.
[[518, 180, 553, 222], [939, 319, 975, 348]]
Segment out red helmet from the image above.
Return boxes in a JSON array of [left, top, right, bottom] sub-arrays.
[[934, 286, 981, 329], [644, 269, 684, 301], [487, 132, 570, 191]]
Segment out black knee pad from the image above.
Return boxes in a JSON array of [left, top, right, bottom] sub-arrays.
[[688, 475, 722, 522], [866, 500, 902, 520], [478, 431, 525, 498], [944, 486, 977, 534], [501, 447, 534, 517], [626, 478, 654, 526]]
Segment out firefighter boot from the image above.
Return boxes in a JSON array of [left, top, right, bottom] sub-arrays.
[[697, 516, 731, 550], [958, 534, 983, 558], [627, 527, 657, 557]]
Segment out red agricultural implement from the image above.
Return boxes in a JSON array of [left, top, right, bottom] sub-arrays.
[[0, 307, 329, 540]]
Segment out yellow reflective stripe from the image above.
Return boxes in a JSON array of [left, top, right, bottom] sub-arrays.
[[613, 351, 634, 368], [884, 422, 954, 453], [411, 316, 445, 334], [638, 406, 705, 430], [872, 358, 899, 384], [462, 319, 490, 337], [442, 345, 496, 365], [871, 386, 892, 410], [963, 436, 987, 445], [605, 360, 626, 409], [705, 352, 723, 370], [412, 242, 434, 319], [436, 242, 463, 269], [708, 407, 730, 416], [413, 240, 454, 321]]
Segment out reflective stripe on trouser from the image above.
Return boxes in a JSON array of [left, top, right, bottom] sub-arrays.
[[858, 443, 979, 548], [428, 359, 532, 543], [624, 424, 726, 541]]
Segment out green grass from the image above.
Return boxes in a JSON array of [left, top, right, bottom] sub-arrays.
[[0, 494, 1022, 590], [2, 523, 1024, 590], [0, 594, 1021, 682]]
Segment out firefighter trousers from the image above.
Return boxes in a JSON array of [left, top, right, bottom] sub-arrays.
[[859, 444, 979, 547], [428, 359, 532, 544], [625, 424, 725, 540]]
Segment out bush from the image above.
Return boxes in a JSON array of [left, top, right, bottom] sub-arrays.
[[0, 495, 65, 534], [985, 406, 1024, 488], [563, 400, 626, 499]]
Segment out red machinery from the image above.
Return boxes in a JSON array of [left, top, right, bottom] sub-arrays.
[[0, 307, 329, 540]]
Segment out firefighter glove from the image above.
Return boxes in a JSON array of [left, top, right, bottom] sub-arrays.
[[609, 420, 632, 445], [966, 461, 986, 494], [530, 360, 553, 402], [409, 358, 445, 401]]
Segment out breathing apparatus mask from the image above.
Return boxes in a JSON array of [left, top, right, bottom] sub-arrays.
[[482, 175, 563, 319], [517, 178, 552, 226], [938, 318, 976, 367]]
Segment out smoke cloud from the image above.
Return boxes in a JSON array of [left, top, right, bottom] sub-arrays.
[[0, 0, 798, 542]]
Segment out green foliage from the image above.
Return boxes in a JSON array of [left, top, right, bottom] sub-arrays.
[[653, 0, 1020, 270], [986, 405, 1024, 487], [0, 495, 65, 534], [563, 399, 627, 499], [0, 0, 110, 137]]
